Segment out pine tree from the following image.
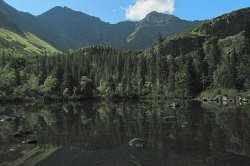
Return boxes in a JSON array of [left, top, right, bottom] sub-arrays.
[[167, 55, 176, 93]]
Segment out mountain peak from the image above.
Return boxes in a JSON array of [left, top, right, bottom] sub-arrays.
[[146, 11, 164, 17], [42, 6, 77, 15], [39, 6, 102, 23], [142, 11, 181, 25], [50, 6, 72, 12], [145, 11, 177, 20]]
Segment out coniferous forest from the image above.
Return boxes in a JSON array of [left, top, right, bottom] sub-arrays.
[[1, 1, 250, 165], [0, 4, 249, 102], [0, 24, 249, 101]]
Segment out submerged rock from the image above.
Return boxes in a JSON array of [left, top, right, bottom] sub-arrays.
[[229, 136, 240, 145], [181, 122, 190, 128], [22, 140, 37, 144], [0, 116, 16, 123], [163, 116, 176, 120], [226, 136, 241, 153], [13, 129, 34, 137], [207, 97, 213, 101], [242, 98, 248, 103], [222, 101, 228, 105], [202, 97, 208, 102], [162, 116, 176, 122], [129, 138, 147, 148], [237, 97, 248, 104], [170, 103, 180, 108], [9, 148, 16, 152], [222, 96, 232, 101], [212, 95, 222, 101], [238, 97, 243, 102]]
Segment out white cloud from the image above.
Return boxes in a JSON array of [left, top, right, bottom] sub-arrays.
[[125, 0, 175, 20]]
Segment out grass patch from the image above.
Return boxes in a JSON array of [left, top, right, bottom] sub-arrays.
[[0, 28, 58, 54], [200, 88, 238, 97], [238, 90, 250, 99], [26, 33, 58, 53]]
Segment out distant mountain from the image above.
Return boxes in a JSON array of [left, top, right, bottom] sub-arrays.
[[193, 7, 250, 38], [0, 0, 58, 54], [37, 6, 137, 50], [61, 7, 250, 98], [0, 0, 52, 40], [0, 0, 202, 51], [37, 7, 201, 50], [126, 11, 201, 49], [157, 7, 250, 58], [0, 28, 58, 54]]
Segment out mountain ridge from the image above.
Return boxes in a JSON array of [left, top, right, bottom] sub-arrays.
[[0, 2, 249, 101], [0, 0, 203, 51], [126, 11, 201, 49]]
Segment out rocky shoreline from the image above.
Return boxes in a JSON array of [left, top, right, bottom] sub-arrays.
[[199, 95, 249, 104]]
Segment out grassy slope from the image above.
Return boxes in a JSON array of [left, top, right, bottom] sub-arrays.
[[0, 28, 58, 54]]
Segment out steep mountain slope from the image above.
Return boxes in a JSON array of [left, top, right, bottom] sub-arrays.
[[37, 6, 201, 50], [37, 7, 138, 50], [157, 7, 250, 58], [0, 0, 201, 51], [0, 10, 23, 35], [0, 0, 58, 54], [193, 7, 250, 38], [0, 0, 53, 41], [37, 6, 111, 50], [127, 11, 201, 49], [148, 7, 250, 96], [107, 21, 137, 48], [37, 7, 140, 50], [0, 28, 58, 54]]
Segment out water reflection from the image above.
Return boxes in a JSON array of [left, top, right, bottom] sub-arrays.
[[0, 101, 250, 166]]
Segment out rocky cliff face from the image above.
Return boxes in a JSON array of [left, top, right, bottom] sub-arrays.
[[193, 8, 250, 39], [159, 7, 250, 60]]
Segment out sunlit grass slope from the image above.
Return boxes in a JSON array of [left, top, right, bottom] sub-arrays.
[[0, 28, 58, 54]]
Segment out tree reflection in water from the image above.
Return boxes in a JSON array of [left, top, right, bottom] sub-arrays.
[[0, 101, 250, 165]]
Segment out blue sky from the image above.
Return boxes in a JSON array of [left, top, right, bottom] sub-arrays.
[[4, 0, 250, 23]]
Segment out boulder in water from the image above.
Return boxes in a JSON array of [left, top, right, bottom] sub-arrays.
[[242, 98, 248, 103], [129, 138, 147, 148], [202, 97, 208, 102]]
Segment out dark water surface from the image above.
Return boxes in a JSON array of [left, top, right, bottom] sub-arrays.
[[0, 100, 250, 166]]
